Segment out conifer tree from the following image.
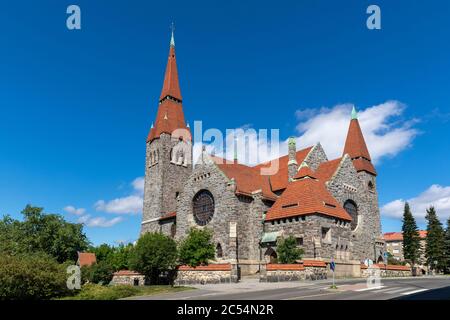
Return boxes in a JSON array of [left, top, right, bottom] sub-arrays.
[[444, 218, 450, 274], [402, 202, 421, 266], [425, 207, 445, 272]]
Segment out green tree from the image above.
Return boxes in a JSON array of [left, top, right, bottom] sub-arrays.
[[0, 205, 89, 263], [402, 202, 421, 266], [178, 228, 216, 267], [0, 252, 70, 300], [445, 218, 450, 274], [425, 207, 445, 272], [81, 260, 115, 285], [386, 252, 405, 266], [128, 232, 177, 284], [276, 236, 304, 264]]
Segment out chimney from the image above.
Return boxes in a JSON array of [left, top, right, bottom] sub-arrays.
[[288, 137, 298, 181]]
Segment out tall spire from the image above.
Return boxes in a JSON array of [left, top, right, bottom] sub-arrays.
[[147, 27, 188, 143], [159, 24, 182, 102], [343, 107, 376, 175]]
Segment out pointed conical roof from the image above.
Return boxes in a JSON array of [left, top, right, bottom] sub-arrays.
[[147, 31, 189, 143], [343, 107, 371, 161], [343, 107, 376, 175], [159, 30, 182, 102]]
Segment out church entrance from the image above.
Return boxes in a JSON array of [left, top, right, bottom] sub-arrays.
[[264, 247, 278, 264]]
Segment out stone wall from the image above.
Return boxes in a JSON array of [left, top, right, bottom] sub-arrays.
[[174, 264, 236, 285], [111, 271, 145, 286], [361, 264, 412, 278], [141, 133, 193, 235], [325, 155, 382, 262], [260, 261, 327, 282], [264, 214, 352, 261]]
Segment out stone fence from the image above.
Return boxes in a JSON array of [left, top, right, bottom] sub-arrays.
[[174, 263, 237, 285], [361, 264, 412, 278], [260, 260, 327, 282], [111, 270, 145, 286]]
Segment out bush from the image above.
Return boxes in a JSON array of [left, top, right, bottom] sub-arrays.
[[277, 236, 304, 264], [81, 260, 115, 285], [67, 284, 140, 300], [0, 253, 70, 300], [128, 232, 178, 284], [178, 228, 216, 267]]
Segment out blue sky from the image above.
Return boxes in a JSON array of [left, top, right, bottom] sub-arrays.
[[1, 1, 449, 246]]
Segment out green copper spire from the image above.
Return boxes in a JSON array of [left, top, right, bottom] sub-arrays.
[[170, 22, 175, 47], [351, 106, 358, 120]]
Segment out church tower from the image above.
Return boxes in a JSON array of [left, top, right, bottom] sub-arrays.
[[141, 30, 192, 234], [343, 106, 383, 261]]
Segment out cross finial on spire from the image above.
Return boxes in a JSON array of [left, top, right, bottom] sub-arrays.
[[170, 22, 175, 47], [351, 106, 358, 120]]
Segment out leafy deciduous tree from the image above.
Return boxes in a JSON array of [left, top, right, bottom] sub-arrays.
[[178, 228, 216, 268]]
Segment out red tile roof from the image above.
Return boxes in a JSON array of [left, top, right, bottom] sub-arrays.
[[383, 231, 427, 241], [294, 164, 317, 180], [113, 270, 143, 276], [255, 147, 313, 192], [211, 147, 313, 201], [265, 174, 352, 221], [267, 264, 305, 271], [302, 260, 327, 268], [343, 118, 377, 176], [160, 43, 182, 101], [315, 158, 342, 182], [375, 264, 411, 271], [177, 263, 232, 271], [352, 157, 377, 175], [77, 252, 96, 267], [211, 156, 277, 200], [159, 211, 176, 221], [343, 119, 371, 161]]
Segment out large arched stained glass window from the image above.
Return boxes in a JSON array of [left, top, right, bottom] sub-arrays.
[[192, 190, 215, 226], [344, 200, 358, 231]]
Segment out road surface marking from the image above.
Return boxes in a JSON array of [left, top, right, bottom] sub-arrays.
[[384, 287, 414, 294], [355, 286, 385, 292], [375, 287, 400, 293], [284, 291, 342, 300], [400, 289, 428, 295]]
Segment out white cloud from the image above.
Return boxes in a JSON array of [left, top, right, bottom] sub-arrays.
[[381, 185, 450, 221], [77, 214, 123, 228], [132, 177, 145, 195], [64, 206, 86, 216], [294, 101, 418, 163], [95, 195, 143, 215], [95, 178, 145, 215]]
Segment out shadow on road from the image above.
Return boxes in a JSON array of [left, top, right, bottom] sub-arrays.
[[392, 286, 450, 300]]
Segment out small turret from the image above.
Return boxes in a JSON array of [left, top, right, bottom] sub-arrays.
[[288, 137, 298, 181]]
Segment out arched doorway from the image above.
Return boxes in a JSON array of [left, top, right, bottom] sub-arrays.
[[264, 247, 278, 263]]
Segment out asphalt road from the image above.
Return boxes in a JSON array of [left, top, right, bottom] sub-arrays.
[[129, 276, 450, 300]]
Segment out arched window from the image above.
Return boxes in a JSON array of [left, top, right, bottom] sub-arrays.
[[368, 181, 374, 191], [216, 243, 223, 258], [344, 200, 358, 231], [192, 190, 215, 226]]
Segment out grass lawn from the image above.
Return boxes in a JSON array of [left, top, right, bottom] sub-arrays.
[[59, 283, 193, 300]]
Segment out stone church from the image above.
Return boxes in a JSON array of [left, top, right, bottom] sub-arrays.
[[140, 32, 385, 275]]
